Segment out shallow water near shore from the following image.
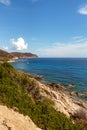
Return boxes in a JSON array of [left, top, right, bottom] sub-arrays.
[[12, 58, 87, 94]]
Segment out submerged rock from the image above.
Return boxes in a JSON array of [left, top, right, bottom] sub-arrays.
[[67, 84, 76, 90], [34, 74, 44, 80], [78, 93, 87, 99], [70, 91, 79, 97]]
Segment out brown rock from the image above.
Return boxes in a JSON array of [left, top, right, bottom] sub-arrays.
[[0, 105, 41, 130], [70, 91, 79, 96], [34, 75, 43, 80], [67, 84, 76, 89], [48, 83, 66, 91]]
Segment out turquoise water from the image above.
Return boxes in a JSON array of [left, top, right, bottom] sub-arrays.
[[12, 58, 87, 93]]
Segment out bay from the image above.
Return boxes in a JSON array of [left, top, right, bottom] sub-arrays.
[[12, 58, 87, 93]]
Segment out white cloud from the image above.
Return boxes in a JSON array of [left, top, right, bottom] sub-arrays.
[[36, 40, 87, 57], [72, 36, 83, 40], [78, 4, 87, 15], [11, 37, 28, 51], [0, 0, 11, 6], [2, 46, 9, 51], [72, 36, 87, 43]]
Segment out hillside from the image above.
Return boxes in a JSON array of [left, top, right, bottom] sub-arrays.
[[0, 49, 13, 61], [11, 52, 38, 58], [0, 62, 87, 130], [0, 49, 38, 62]]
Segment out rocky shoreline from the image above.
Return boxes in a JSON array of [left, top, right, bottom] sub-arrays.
[[34, 74, 87, 102], [1, 76, 86, 130], [0, 62, 87, 130], [31, 77, 87, 119]]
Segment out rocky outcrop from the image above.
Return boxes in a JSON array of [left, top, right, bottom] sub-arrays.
[[0, 105, 41, 130], [32, 79, 87, 118], [47, 83, 66, 91], [66, 84, 76, 90], [33, 74, 44, 81], [70, 91, 79, 97]]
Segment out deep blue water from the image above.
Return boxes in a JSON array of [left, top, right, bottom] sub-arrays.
[[12, 58, 87, 93]]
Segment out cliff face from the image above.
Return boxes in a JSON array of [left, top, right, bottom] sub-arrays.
[[0, 105, 41, 130]]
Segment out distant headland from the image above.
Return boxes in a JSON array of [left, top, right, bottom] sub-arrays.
[[0, 49, 38, 62]]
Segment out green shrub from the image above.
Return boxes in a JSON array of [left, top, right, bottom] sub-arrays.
[[0, 62, 83, 130]]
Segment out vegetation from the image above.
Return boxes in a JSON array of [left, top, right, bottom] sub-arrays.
[[0, 49, 38, 61], [11, 52, 38, 58], [72, 109, 87, 130], [0, 62, 83, 130], [74, 109, 87, 120], [76, 119, 87, 130], [0, 49, 13, 61]]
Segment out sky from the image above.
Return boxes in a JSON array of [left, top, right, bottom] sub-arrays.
[[0, 0, 87, 57]]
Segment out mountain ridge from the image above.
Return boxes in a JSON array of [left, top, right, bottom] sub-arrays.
[[0, 49, 38, 62]]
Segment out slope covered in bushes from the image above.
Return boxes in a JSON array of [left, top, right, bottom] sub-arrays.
[[0, 62, 83, 130]]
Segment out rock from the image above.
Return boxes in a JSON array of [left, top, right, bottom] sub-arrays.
[[48, 83, 66, 91], [34, 75, 44, 80], [0, 105, 41, 130], [34, 79, 87, 118], [82, 95, 87, 98], [79, 93, 87, 99], [67, 84, 76, 89], [26, 77, 87, 118], [12, 106, 19, 112], [70, 91, 79, 96]]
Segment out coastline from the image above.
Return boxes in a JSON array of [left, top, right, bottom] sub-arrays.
[[0, 56, 38, 63], [11, 61, 87, 117], [28, 74, 87, 118], [11, 62, 87, 118], [7, 59, 17, 63], [11, 57, 87, 102], [0, 60, 17, 63], [0, 62, 87, 129], [35, 74, 87, 103]]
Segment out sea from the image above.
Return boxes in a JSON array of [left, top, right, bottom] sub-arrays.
[[12, 58, 87, 94]]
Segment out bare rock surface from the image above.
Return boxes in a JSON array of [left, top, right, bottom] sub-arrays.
[[0, 105, 41, 130], [33, 79, 87, 117]]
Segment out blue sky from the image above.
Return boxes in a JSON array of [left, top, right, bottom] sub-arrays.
[[0, 0, 87, 57]]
